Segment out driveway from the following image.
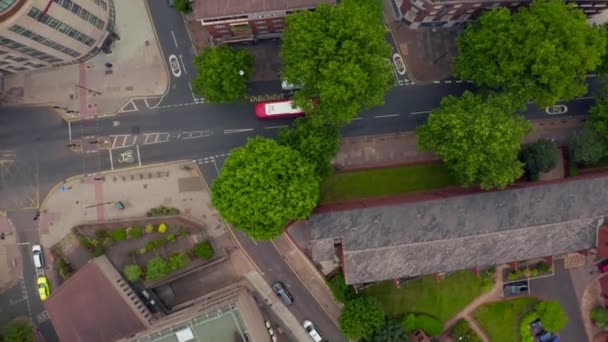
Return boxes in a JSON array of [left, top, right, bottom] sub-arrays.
[[529, 259, 586, 341]]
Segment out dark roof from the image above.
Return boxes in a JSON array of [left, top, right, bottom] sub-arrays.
[[45, 256, 152, 342], [194, 0, 335, 20], [307, 176, 608, 284]]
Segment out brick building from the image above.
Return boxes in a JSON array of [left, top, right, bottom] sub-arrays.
[[193, 0, 335, 44], [392, 0, 608, 29]]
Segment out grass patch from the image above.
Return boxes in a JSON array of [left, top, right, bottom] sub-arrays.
[[320, 163, 458, 203], [473, 297, 539, 342], [363, 271, 490, 322]]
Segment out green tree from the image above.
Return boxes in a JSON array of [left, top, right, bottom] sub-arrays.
[[3, 320, 33, 342], [536, 300, 568, 332], [569, 128, 607, 166], [454, 0, 606, 108], [592, 307, 608, 328], [167, 253, 190, 271], [520, 139, 559, 180], [280, 0, 394, 126], [173, 0, 191, 13], [278, 118, 341, 177], [193, 241, 214, 260], [145, 256, 170, 281], [588, 83, 608, 139], [122, 264, 142, 282], [327, 272, 356, 303], [338, 296, 385, 340], [192, 45, 254, 103], [363, 319, 407, 342], [212, 137, 319, 239], [417, 91, 531, 189]]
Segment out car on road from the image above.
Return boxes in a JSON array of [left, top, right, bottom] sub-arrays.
[[37, 276, 50, 301], [504, 281, 529, 296], [255, 100, 305, 119], [272, 282, 293, 306], [32, 244, 44, 269], [545, 105, 568, 115], [303, 320, 322, 342], [168, 55, 181, 78]]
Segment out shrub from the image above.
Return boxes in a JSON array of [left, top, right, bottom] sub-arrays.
[[153, 237, 167, 248], [92, 244, 105, 257], [327, 272, 356, 303], [569, 163, 578, 176], [402, 313, 443, 336], [523, 268, 532, 278], [193, 241, 214, 259], [56, 257, 72, 280], [138, 247, 146, 255], [180, 227, 189, 236], [169, 208, 180, 215], [508, 269, 523, 281], [102, 237, 113, 248], [592, 307, 608, 328], [145, 241, 156, 252], [145, 224, 154, 233], [338, 296, 385, 340], [109, 228, 127, 242], [167, 253, 190, 271], [569, 128, 607, 166], [127, 226, 143, 238], [158, 223, 167, 234], [520, 139, 559, 180], [534, 261, 551, 273], [480, 274, 494, 292], [451, 319, 481, 342], [147, 206, 180, 217], [519, 311, 539, 342], [4, 320, 33, 342], [123, 264, 143, 282], [174, 0, 191, 13], [536, 300, 568, 332], [167, 233, 176, 242], [95, 229, 109, 239], [79, 236, 92, 250], [146, 256, 170, 281]]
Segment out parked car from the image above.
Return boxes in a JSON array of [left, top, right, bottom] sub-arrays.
[[272, 282, 293, 306], [303, 320, 322, 342], [32, 244, 44, 269], [37, 276, 50, 301], [503, 281, 529, 296], [529, 319, 560, 342]]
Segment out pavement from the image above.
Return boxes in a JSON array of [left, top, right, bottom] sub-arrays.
[[0, 214, 21, 294], [0, 0, 168, 118]]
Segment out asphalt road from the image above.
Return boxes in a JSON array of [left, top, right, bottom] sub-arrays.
[[0, 1, 600, 340]]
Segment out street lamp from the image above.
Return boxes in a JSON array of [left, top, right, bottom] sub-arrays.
[[238, 70, 244, 76]]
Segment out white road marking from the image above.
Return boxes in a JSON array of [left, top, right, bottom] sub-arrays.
[[224, 128, 255, 134], [264, 125, 288, 130], [374, 114, 400, 118], [143, 132, 171, 145], [136, 144, 142, 167], [411, 110, 431, 115], [68, 121, 72, 141], [110, 135, 137, 149], [456, 80, 463, 83], [433, 81, 441, 84], [180, 130, 213, 140], [171, 30, 178, 49], [444, 80, 452, 84], [179, 54, 187, 75], [109, 149, 114, 170]]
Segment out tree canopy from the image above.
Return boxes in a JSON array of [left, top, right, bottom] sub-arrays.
[[278, 118, 341, 178], [338, 296, 385, 340], [327, 271, 356, 303], [122, 264, 142, 282], [588, 83, 608, 139], [280, 0, 394, 126], [192, 45, 254, 103], [3, 320, 33, 342], [569, 128, 607, 166], [536, 300, 568, 332], [362, 319, 407, 342], [520, 139, 559, 180], [454, 0, 606, 108], [211, 137, 319, 240], [417, 91, 531, 189]]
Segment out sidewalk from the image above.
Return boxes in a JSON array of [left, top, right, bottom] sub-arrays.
[[0, 213, 21, 294], [0, 0, 168, 119], [334, 116, 586, 171]]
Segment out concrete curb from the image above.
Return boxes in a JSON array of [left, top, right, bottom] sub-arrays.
[[142, 0, 171, 109]]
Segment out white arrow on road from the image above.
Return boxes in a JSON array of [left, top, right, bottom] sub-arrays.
[[224, 128, 255, 134]]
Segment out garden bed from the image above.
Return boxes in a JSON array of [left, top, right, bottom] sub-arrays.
[[503, 260, 553, 282]]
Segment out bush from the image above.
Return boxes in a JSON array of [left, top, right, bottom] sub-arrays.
[[158, 223, 167, 234], [4, 320, 33, 342], [480, 273, 494, 292], [569, 128, 607, 166], [401, 314, 443, 336], [123, 264, 142, 282], [167, 233, 176, 242], [519, 311, 539, 342], [95, 229, 109, 239], [174, 0, 191, 13], [536, 300, 568, 332], [451, 319, 481, 342], [145, 224, 154, 233], [180, 227, 189, 236], [520, 139, 559, 180], [167, 253, 190, 271], [79, 236, 92, 250], [523, 268, 532, 278], [193, 241, 214, 259], [127, 226, 143, 238], [592, 307, 608, 328], [508, 269, 523, 281], [338, 296, 385, 340], [327, 272, 356, 303], [92, 244, 105, 257], [148, 206, 180, 217], [568, 163, 578, 177], [56, 257, 72, 280], [153, 237, 167, 248], [169, 208, 180, 215], [102, 237, 113, 248], [146, 256, 170, 281], [145, 241, 156, 252], [534, 261, 551, 273], [109, 228, 127, 242], [138, 247, 146, 255]]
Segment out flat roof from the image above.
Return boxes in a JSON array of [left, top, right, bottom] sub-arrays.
[[45, 256, 150, 342], [194, 0, 335, 20]]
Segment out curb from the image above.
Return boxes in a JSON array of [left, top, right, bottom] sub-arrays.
[[143, 0, 171, 109]]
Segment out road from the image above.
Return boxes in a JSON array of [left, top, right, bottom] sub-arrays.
[[0, 1, 600, 340]]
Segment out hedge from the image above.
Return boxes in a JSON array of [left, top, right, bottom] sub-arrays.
[[519, 311, 539, 342], [193, 241, 214, 259]]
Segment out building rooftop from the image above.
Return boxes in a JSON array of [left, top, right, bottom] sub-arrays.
[[45, 256, 153, 342], [306, 176, 608, 284], [194, 0, 335, 20]]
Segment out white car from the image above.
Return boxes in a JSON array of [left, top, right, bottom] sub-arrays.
[[303, 320, 322, 342], [32, 244, 44, 269], [168, 55, 181, 78]]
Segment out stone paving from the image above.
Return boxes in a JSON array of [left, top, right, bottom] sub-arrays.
[[0, 214, 21, 293], [0, 0, 167, 118]]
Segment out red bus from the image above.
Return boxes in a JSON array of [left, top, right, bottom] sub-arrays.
[[255, 100, 305, 119]]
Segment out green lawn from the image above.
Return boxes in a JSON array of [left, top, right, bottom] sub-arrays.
[[362, 271, 490, 323], [473, 297, 539, 342], [320, 163, 458, 203]]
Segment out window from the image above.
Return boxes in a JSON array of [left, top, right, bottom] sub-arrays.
[[71, 3, 80, 14], [28, 7, 96, 45], [0, 0, 17, 12]]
